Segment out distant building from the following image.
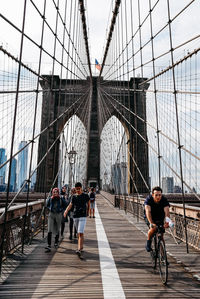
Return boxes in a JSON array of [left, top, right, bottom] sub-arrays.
[[0, 184, 7, 192], [111, 162, 128, 195], [162, 177, 174, 193], [173, 185, 182, 193], [10, 158, 17, 192], [17, 141, 28, 190], [31, 170, 37, 191], [0, 148, 7, 184]]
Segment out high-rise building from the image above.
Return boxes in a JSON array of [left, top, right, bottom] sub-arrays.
[[17, 141, 28, 190], [31, 170, 37, 191], [162, 177, 174, 193], [111, 162, 128, 195], [10, 158, 17, 192], [0, 148, 7, 184], [173, 185, 182, 193]]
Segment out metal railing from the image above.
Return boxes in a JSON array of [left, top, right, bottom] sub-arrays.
[[0, 201, 46, 262], [101, 191, 200, 251]]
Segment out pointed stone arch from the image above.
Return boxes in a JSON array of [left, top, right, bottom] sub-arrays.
[[35, 75, 149, 193]]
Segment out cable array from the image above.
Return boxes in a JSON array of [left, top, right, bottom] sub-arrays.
[[99, 0, 200, 197], [0, 0, 91, 271]]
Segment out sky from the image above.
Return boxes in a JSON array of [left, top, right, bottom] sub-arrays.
[[0, 0, 114, 77], [86, 0, 113, 70]]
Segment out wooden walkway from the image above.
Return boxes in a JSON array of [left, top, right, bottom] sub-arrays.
[[0, 194, 200, 298]]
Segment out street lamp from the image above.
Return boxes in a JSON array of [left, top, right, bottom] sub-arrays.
[[68, 147, 77, 191]]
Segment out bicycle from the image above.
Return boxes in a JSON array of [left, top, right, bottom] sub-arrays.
[[150, 224, 168, 285]]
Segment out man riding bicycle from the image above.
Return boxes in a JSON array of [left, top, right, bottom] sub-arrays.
[[144, 186, 170, 252]]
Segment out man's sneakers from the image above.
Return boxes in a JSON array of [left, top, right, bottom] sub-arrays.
[[45, 245, 51, 252], [76, 249, 83, 259], [54, 242, 59, 248], [45, 243, 59, 252], [146, 240, 152, 252]]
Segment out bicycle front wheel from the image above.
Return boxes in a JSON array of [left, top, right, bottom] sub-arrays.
[[158, 239, 168, 285], [150, 237, 157, 269]]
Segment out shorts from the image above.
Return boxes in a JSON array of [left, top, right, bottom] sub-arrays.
[[145, 217, 164, 230], [74, 217, 87, 233], [90, 201, 95, 209]]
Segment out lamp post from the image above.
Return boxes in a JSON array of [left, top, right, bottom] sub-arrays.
[[68, 147, 77, 191]]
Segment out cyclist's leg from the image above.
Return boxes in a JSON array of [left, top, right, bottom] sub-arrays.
[[145, 218, 157, 251]]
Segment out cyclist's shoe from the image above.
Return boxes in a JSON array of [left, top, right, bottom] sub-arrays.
[[146, 240, 152, 252]]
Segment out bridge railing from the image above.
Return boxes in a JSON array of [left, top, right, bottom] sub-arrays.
[[0, 200, 46, 261], [101, 191, 200, 251]]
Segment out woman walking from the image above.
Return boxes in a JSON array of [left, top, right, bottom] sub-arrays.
[[45, 188, 66, 252]]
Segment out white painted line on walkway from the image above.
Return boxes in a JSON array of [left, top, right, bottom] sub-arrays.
[[95, 204, 126, 299]]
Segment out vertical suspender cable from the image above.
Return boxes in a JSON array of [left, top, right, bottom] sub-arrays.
[[166, 0, 188, 253], [0, 0, 28, 273]]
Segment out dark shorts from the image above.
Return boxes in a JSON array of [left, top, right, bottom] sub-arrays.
[[144, 217, 164, 228]]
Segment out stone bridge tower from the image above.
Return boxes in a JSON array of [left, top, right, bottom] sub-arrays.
[[35, 75, 149, 194]]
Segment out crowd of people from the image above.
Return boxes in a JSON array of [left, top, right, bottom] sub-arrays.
[[45, 182, 96, 259], [45, 183, 173, 259]]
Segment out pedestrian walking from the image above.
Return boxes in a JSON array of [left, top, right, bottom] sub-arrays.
[[89, 187, 96, 218], [68, 188, 77, 240], [45, 187, 67, 252], [60, 185, 70, 240], [64, 182, 89, 258]]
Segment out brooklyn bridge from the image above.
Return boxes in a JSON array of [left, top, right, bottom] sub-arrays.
[[0, 0, 200, 297]]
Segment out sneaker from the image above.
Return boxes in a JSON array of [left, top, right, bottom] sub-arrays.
[[93, 216, 95, 218], [54, 243, 59, 248], [45, 245, 51, 252], [76, 249, 81, 256], [146, 240, 152, 252], [76, 249, 83, 259]]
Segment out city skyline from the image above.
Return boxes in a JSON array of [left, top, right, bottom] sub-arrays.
[[0, 142, 36, 192]]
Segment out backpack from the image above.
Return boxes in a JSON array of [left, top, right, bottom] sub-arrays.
[[90, 192, 95, 202]]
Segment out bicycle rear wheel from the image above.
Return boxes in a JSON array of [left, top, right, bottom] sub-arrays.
[[150, 236, 157, 269], [158, 239, 168, 285]]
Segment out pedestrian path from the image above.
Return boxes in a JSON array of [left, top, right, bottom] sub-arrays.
[[0, 194, 199, 298]]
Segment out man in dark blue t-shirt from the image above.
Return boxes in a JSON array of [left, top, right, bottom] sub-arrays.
[[64, 182, 89, 258], [144, 186, 170, 252]]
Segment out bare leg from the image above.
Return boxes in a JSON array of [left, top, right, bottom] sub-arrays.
[[78, 233, 84, 250], [147, 227, 157, 240]]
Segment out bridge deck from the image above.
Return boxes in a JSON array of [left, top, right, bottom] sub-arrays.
[[0, 194, 200, 298]]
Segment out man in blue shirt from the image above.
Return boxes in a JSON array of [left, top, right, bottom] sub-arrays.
[[144, 186, 170, 252]]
